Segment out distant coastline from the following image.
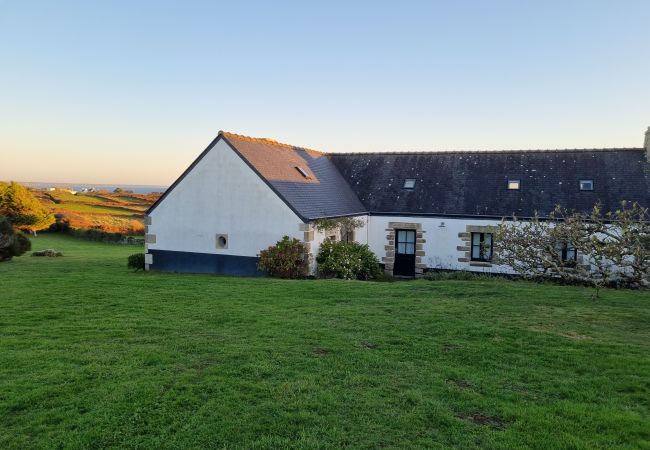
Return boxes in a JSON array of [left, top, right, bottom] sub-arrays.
[[20, 181, 168, 195]]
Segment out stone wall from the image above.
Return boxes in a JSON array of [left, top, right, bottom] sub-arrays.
[[457, 224, 496, 268], [382, 222, 426, 277]]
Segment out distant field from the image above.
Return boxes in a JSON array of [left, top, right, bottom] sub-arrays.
[[1, 234, 649, 449], [32, 189, 159, 234]]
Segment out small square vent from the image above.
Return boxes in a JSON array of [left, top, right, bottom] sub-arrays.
[[216, 234, 228, 249]]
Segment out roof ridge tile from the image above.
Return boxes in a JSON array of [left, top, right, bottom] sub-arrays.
[[220, 130, 324, 155], [327, 147, 645, 156]]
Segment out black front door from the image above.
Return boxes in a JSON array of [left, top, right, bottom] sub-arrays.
[[394, 229, 416, 277]]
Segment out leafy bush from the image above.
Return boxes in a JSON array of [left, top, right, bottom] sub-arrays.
[[128, 253, 145, 271], [0, 216, 31, 261], [0, 181, 55, 233], [257, 236, 309, 279], [66, 228, 143, 245], [316, 240, 380, 280], [13, 231, 32, 255], [32, 249, 63, 257]]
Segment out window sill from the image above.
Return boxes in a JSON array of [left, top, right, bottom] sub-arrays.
[[469, 261, 493, 267]]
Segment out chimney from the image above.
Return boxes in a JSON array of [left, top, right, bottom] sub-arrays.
[[645, 126, 650, 161]]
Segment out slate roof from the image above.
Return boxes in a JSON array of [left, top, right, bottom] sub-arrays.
[[221, 132, 367, 220], [329, 148, 650, 218], [149, 130, 649, 221]]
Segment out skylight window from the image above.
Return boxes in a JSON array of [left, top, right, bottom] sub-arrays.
[[403, 179, 416, 189], [579, 180, 593, 191], [295, 166, 310, 179], [507, 180, 520, 190]]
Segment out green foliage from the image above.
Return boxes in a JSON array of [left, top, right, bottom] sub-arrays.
[[66, 228, 143, 245], [0, 216, 31, 261], [127, 253, 145, 271], [0, 181, 55, 233], [313, 217, 364, 233], [316, 239, 380, 280], [69, 228, 123, 243], [13, 231, 32, 255], [257, 236, 309, 278]]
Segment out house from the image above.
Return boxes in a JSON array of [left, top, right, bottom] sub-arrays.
[[145, 128, 650, 277]]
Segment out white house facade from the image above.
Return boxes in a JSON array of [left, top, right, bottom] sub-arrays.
[[145, 129, 650, 277]]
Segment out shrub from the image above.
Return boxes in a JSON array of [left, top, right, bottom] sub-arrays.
[[67, 228, 137, 244], [0, 181, 55, 233], [128, 253, 145, 271], [32, 249, 63, 257], [316, 240, 380, 280], [0, 216, 31, 261], [257, 236, 309, 279], [13, 231, 32, 254]]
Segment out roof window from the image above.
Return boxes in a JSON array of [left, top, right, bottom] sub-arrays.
[[403, 179, 416, 189], [295, 166, 310, 179], [507, 180, 520, 190], [579, 180, 593, 191]]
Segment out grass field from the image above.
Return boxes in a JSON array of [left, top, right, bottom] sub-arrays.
[[1, 234, 649, 449], [31, 189, 158, 234]]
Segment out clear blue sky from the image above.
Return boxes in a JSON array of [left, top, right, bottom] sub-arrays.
[[1, 0, 648, 185]]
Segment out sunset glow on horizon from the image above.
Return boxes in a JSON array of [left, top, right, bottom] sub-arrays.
[[1, 1, 649, 185]]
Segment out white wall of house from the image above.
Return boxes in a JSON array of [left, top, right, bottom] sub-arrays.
[[366, 215, 514, 274], [146, 139, 304, 258], [306, 215, 513, 275]]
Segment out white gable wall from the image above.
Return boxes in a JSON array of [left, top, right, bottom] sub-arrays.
[[147, 139, 303, 257]]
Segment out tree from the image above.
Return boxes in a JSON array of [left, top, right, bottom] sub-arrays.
[[495, 202, 650, 291], [0, 181, 55, 234], [0, 216, 31, 261]]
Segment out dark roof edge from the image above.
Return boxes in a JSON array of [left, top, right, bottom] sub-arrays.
[[305, 211, 369, 220], [327, 147, 645, 157], [303, 211, 594, 221], [296, 210, 647, 222], [367, 211, 535, 220]]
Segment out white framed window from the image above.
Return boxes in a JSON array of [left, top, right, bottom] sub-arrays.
[[403, 179, 416, 189], [579, 180, 594, 191], [507, 180, 520, 190], [471, 232, 493, 261], [295, 166, 310, 179], [555, 242, 577, 263]]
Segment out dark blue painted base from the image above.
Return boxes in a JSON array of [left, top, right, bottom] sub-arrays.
[[149, 249, 265, 276]]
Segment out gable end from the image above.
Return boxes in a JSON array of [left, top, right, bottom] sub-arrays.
[[147, 132, 309, 222]]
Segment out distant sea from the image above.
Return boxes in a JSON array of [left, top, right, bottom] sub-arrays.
[[21, 181, 168, 195]]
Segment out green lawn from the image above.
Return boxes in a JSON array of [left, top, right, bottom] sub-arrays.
[[53, 202, 141, 216], [1, 234, 649, 449]]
